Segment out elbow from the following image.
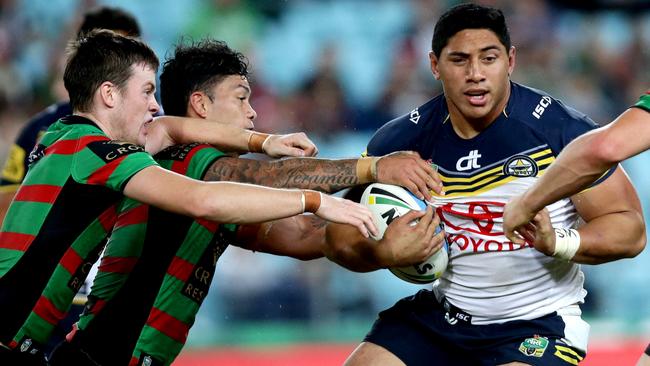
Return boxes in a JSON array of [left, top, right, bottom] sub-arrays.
[[186, 188, 229, 221], [591, 131, 626, 166], [623, 214, 646, 259], [627, 224, 646, 259]]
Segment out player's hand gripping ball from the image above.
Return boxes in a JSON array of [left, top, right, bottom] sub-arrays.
[[361, 183, 448, 284]]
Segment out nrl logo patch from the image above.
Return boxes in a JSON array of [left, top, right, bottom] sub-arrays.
[[518, 335, 549, 357], [20, 338, 32, 353], [503, 155, 538, 178]]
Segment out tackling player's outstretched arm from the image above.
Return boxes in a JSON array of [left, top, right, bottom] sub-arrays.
[[232, 206, 444, 270], [144, 115, 318, 157], [203, 151, 442, 198], [505, 105, 650, 241], [123, 165, 378, 237]]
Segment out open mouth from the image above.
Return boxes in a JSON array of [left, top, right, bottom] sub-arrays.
[[464, 90, 488, 106]]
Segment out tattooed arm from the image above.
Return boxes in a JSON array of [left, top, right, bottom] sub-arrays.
[[204, 152, 442, 196], [204, 157, 360, 193]]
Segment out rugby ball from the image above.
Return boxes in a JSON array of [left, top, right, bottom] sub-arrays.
[[360, 183, 448, 284]]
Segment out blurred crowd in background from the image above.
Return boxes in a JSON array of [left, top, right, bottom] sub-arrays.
[[1, 0, 650, 346]]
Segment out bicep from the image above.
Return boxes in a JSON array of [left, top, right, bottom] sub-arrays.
[[571, 166, 643, 221]]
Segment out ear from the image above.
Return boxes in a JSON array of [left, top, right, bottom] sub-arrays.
[[98, 81, 117, 108], [428, 51, 441, 80], [188, 91, 209, 118], [507, 46, 516, 77]]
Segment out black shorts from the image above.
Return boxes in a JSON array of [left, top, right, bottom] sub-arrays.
[[364, 290, 586, 366]]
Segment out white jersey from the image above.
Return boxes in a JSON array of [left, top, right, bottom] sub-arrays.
[[366, 82, 614, 325]]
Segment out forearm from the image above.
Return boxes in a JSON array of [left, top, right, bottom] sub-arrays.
[[236, 216, 327, 260], [572, 211, 646, 264], [524, 108, 650, 212], [194, 182, 311, 224], [323, 223, 385, 272], [204, 157, 362, 192], [522, 132, 613, 213], [155, 116, 251, 153]]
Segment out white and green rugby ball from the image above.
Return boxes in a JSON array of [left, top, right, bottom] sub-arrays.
[[360, 183, 448, 284]]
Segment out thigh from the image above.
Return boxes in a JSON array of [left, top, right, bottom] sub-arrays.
[[361, 291, 475, 366], [344, 342, 405, 366]]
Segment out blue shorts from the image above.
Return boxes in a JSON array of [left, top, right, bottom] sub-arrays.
[[364, 290, 586, 366]]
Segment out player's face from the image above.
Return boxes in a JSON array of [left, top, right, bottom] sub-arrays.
[[113, 63, 160, 145], [430, 29, 515, 127], [203, 75, 256, 130]]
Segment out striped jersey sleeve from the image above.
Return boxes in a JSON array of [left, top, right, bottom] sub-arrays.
[[633, 91, 650, 112]]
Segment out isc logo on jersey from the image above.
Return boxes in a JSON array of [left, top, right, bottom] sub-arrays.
[[361, 183, 449, 284]]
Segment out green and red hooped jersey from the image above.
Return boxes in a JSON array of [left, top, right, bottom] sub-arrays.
[[633, 90, 650, 112], [0, 115, 158, 350], [71, 143, 233, 366]]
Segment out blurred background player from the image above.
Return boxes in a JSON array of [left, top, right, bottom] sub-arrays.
[[325, 4, 645, 365], [503, 91, 650, 364], [48, 38, 443, 366], [0, 29, 376, 365]]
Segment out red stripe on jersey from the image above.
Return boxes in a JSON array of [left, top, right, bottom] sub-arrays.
[[0, 232, 36, 251], [195, 218, 219, 233], [167, 256, 194, 282], [98, 256, 139, 274], [33, 295, 66, 325], [87, 155, 126, 186], [59, 248, 83, 275], [90, 298, 107, 315], [129, 356, 139, 366], [170, 144, 210, 175], [146, 307, 189, 344], [115, 204, 149, 229], [98, 205, 118, 232], [14, 184, 62, 203], [46, 136, 108, 155]]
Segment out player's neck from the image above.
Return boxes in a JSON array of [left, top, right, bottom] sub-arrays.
[[74, 111, 113, 137]]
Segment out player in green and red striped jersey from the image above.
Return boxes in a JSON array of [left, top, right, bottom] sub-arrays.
[[0, 31, 381, 366], [504, 92, 650, 366], [48, 39, 445, 366]]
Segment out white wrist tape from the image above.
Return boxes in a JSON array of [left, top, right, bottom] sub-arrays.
[[300, 191, 306, 213], [553, 228, 580, 261]]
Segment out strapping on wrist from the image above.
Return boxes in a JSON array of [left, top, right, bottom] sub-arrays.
[[356, 157, 380, 183], [552, 228, 580, 261], [301, 190, 321, 213], [248, 131, 271, 153]]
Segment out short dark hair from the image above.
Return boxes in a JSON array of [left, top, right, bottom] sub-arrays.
[[77, 6, 141, 38], [431, 3, 511, 58], [160, 39, 250, 116], [64, 29, 159, 112]]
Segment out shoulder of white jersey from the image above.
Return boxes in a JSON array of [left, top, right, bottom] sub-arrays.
[[509, 83, 599, 155], [366, 95, 446, 156]]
